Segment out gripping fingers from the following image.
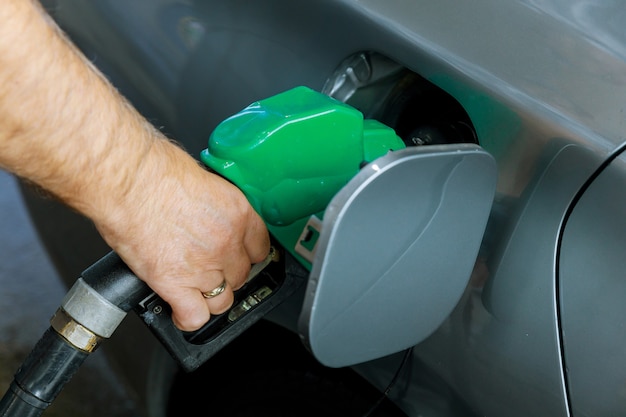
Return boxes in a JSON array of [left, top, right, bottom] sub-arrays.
[[169, 279, 235, 331]]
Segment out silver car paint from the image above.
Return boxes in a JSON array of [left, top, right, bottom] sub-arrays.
[[31, 0, 626, 416]]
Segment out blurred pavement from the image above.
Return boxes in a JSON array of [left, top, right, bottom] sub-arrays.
[[0, 170, 140, 417]]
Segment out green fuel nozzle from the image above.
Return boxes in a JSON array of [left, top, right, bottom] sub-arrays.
[[201, 86, 404, 268]]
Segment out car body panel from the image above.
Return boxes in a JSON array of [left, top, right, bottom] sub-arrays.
[[559, 147, 626, 416], [24, 1, 626, 416], [405, 143, 604, 416]]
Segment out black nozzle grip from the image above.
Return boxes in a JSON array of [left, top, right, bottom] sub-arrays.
[[80, 251, 153, 311], [134, 251, 308, 372]]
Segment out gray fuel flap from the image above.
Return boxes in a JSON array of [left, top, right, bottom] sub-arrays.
[[298, 144, 496, 367]]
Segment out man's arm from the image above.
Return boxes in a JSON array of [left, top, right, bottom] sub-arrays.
[[0, 0, 269, 330]]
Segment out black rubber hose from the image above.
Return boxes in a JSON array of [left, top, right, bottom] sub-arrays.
[[0, 251, 152, 417], [0, 383, 48, 417], [0, 329, 88, 416]]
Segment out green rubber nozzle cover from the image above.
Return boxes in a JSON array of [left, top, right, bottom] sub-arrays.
[[201, 86, 404, 229]]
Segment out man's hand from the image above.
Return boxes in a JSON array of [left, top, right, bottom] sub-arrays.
[[95, 141, 270, 331], [0, 0, 270, 331]]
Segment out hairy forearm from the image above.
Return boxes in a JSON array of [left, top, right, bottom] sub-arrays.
[[0, 1, 270, 331], [0, 0, 161, 225]]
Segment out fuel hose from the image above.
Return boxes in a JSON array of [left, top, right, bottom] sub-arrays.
[[0, 252, 152, 417]]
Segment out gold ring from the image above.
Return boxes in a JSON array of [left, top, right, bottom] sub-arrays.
[[202, 279, 227, 299]]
